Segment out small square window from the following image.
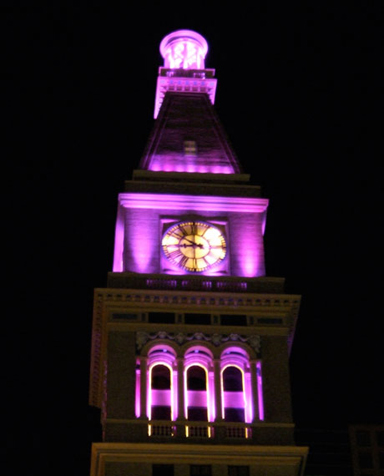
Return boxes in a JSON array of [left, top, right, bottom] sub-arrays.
[[228, 466, 249, 476], [190, 465, 211, 475], [153, 464, 174, 476], [184, 140, 197, 156], [220, 314, 247, 326], [185, 313, 211, 325], [148, 312, 175, 323]]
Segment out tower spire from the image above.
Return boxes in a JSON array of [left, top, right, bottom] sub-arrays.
[[141, 29, 241, 174]]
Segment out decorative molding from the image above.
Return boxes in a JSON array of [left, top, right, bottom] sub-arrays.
[[99, 289, 300, 310], [89, 288, 300, 406], [136, 331, 261, 353], [118, 193, 269, 213]]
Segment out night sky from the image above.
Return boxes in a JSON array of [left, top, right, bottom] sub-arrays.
[[4, 5, 382, 475]]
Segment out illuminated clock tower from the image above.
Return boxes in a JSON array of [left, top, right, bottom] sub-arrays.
[[89, 30, 308, 476]]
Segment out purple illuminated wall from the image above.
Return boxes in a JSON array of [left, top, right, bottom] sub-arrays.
[[113, 193, 268, 277]]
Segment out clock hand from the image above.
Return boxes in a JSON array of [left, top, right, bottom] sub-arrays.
[[172, 243, 195, 248], [183, 237, 204, 248]]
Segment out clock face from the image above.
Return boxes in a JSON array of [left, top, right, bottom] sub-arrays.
[[162, 221, 226, 272]]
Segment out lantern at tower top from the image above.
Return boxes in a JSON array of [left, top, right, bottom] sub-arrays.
[[159, 29, 208, 70], [154, 29, 217, 118]]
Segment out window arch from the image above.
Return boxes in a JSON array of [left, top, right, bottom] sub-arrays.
[[150, 363, 172, 420], [147, 345, 177, 422], [221, 365, 245, 422], [185, 364, 208, 422], [220, 347, 252, 424], [184, 346, 213, 422], [223, 365, 243, 391]]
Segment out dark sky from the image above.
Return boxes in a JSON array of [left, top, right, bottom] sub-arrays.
[[4, 5, 382, 475]]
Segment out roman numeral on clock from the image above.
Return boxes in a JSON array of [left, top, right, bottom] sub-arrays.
[[170, 230, 184, 239], [167, 248, 183, 260], [190, 223, 198, 235], [179, 255, 190, 268]]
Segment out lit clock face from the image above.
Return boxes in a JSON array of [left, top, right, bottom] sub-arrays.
[[162, 221, 226, 272]]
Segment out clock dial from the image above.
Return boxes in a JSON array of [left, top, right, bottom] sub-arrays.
[[162, 221, 226, 272]]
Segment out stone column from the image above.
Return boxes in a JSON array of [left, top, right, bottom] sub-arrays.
[[140, 357, 148, 418], [213, 359, 223, 421], [176, 358, 186, 420], [175, 357, 186, 438]]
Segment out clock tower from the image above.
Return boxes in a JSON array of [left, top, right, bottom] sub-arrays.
[[89, 30, 308, 476]]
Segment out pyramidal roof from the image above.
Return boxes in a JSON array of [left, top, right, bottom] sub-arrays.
[[138, 30, 242, 175]]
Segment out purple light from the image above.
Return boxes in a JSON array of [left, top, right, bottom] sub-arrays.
[[113, 193, 268, 277], [184, 347, 215, 424], [220, 365, 246, 420], [116, 193, 268, 214], [160, 30, 208, 70], [135, 361, 140, 418], [137, 344, 263, 430], [145, 157, 235, 174], [184, 363, 210, 437], [148, 362, 174, 420], [146, 346, 177, 425], [154, 30, 217, 118], [257, 361, 264, 421]]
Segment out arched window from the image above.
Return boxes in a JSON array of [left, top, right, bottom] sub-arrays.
[[152, 364, 171, 390], [223, 366, 243, 392], [186, 364, 208, 421], [220, 347, 253, 425], [222, 365, 245, 422], [145, 345, 177, 423], [150, 363, 172, 420], [184, 346, 214, 437], [187, 365, 207, 391]]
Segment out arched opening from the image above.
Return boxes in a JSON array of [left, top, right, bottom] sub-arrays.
[[221, 365, 245, 422], [150, 363, 172, 420], [186, 365, 208, 422], [223, 366, 243, 392]]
